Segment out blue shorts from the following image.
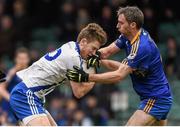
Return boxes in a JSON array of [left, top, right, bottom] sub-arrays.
[[138, 95, 173, 120], [9, 82, 46, 121]]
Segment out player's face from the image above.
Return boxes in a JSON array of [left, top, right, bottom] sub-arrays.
[[117, 14, 131, 36], [80, 40, 101, 60], [15, 53, 30, 69]]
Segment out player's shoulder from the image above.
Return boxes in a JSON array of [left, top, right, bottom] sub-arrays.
[[61, 41, 79, 55], [139, 29, 152, 48], [61, 41, 81, 61], [140, 29, 155, 44], [61, 41, 76, 50], [117, 34, 128, 42], [115, 34, 129, 48], [140, 29, 150, 42]]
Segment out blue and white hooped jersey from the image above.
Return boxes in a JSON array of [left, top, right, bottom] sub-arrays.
[[16, 41, 83, 99]]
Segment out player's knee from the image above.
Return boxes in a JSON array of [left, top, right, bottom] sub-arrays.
[[152, 120, 167, 126]]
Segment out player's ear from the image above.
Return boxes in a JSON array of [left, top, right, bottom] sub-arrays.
[[80, 38, 88, 47], [130, 22, 136, 29]]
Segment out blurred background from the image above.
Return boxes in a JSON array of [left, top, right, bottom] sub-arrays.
[[0, 0, 180, 125]]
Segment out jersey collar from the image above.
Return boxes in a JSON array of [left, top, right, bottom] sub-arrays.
[[75, 42, 81, 54], [130, 29, 141, 45], [75, 42, 83, 68]]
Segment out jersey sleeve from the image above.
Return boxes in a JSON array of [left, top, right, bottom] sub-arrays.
[[115, 34, 127, 49]]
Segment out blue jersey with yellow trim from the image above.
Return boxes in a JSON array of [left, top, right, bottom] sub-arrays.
[[115, 29, 172, 99]]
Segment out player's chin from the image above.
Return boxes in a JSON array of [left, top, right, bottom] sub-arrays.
[[83, 55, 90, 60], [81, 52, 88, 59], [82, 56, 88, 60]]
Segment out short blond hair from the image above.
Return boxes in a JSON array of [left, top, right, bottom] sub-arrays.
[[77, 23, 107, 45]]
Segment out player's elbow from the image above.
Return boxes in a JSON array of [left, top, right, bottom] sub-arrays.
[[73, 88, 91, 99], [73, 92, 84, 99]]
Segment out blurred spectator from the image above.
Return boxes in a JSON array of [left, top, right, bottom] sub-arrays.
[[163, 8, 176, 22], [65, 98, 78, 125], [100, 5, 116, 43], [143, 7, 158, 42], [111, 91, 128, 112], [108, 0, 126, 8], [107, 0, 126, 16], [29, 48, 40, 64], [0, 58, 6, 72], [72, 109, 93, 126], [164, 36, 178, 79], [95, 84, 117, 118], [58, 1, 76, 41], [76, 8, 90, 32], [0, 108, 9, 125], [0, 15, 16, 57], [28, 0, 58, 27], [0, 1, 5, 17], [83, 95, 109, 125], [12, 0, 31, 47], [87, 0, 104, 21], [74, 0, 91, 9], [0, 47, 30, 125], [48, 97, 67, 126]]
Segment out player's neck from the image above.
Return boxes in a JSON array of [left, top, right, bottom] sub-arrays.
[[128, 29, 141, 42]]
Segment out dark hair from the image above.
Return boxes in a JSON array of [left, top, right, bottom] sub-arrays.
[[117, 6, 144, 29], [77, 23, 107, 45]]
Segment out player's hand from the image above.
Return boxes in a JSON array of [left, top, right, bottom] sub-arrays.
[[0, 70, 6, 83], [66, 66, 89, 82], [87, 51, 101, 69]]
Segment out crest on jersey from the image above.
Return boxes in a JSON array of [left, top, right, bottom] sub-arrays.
[[127, 53, 136, 60], [126, 41, 128, 46]]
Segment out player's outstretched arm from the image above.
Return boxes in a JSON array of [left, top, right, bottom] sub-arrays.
[[66, 63, 133, 84], [99, 42, 120, 59], [101, 59, 121, 71], [89, 63, 132, 83]]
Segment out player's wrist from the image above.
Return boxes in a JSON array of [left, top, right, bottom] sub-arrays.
[[84, 73, 89, 82], [88, 74, 93, 82]]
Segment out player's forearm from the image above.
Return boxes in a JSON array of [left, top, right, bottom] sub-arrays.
[[71, 81, 94, 98], [99, 42, 120, 59], [89, 63, 132, 84], [89, 71, 122, 84], [101, 59, 121, 71], [79, 82, 94, 97], [99, 47, 111, 59]]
